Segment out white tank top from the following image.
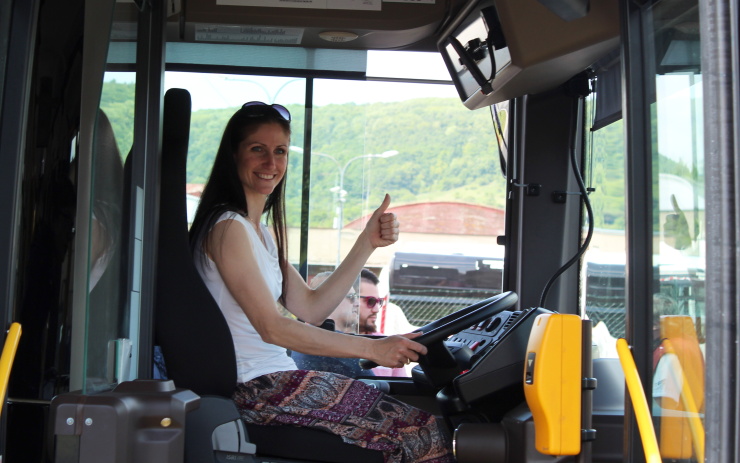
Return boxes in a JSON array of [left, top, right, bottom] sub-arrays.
[[195, 211, 297, 384]]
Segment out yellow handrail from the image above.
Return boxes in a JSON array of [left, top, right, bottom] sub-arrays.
[[616, 338, 662, 463], [0, 323, 22, 418]]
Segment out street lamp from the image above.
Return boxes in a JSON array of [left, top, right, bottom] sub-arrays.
[[290, 146, 399, 267]]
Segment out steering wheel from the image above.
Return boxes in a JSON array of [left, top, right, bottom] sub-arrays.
[[412, 291, 518, 345], [360, 291, 519, 373]]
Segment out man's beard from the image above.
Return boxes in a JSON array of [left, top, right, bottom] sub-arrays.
[[362, 320, 377, 334]]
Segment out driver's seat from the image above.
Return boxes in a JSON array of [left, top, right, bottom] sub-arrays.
[[154, 88, 384, 463]]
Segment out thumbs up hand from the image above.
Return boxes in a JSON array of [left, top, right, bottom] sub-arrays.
[[364, 194, 399, 249], [664, 194, 692, 250]]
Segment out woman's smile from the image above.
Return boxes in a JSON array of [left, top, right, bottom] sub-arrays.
[[236, 122, 289, 196]]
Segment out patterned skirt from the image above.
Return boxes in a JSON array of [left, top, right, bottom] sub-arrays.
[[232, 370, 456, 463]]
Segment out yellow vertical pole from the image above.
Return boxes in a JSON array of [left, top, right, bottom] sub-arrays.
[[616, 338, 662, 463], [0, 323, 21, 418]]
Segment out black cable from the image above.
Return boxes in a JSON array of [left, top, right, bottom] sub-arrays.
[[538, 96, 594, 308], [490, 104, 508, 178], [448, 36, 493, 95], [486, 37, 497, 83], [587, 76, 596, 191], [492, 104, 507, 151]]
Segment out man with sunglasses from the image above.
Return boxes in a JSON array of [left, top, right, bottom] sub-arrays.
[[359, 269, 410, 377], [293, 269, 407, 377], [358, 268, 385, 335]]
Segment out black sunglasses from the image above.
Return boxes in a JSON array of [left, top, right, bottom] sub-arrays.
[[242, 101, 291, 121], [360, 296, 385, 309]]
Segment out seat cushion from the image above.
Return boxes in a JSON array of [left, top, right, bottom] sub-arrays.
[[245, 423, 384, 463]]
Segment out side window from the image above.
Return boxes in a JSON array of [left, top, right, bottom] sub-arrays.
[[585, 0, 704, 459], [650, 48, 705, 463], [83, 0, 138, 392], [582, 110, 626, 359], [10, 0, 135, 398]]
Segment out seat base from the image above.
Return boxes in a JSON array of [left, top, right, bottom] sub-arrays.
[[246, 423, 384, 463]]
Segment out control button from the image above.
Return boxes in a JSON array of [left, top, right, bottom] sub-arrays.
[[485, 318, 502, 332], [525, 352, 536, 384]]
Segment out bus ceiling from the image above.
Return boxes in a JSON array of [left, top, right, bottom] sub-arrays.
[[159, 0, 472, 52], [141, 0, 619, 108]]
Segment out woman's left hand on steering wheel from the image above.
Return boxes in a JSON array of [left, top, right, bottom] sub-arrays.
[[370, 332, 426, 369]]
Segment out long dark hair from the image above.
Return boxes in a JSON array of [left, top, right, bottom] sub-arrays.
[[189, 105, 291, 297]]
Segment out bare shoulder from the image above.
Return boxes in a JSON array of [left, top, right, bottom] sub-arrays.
[[207, 215, 253, 261]]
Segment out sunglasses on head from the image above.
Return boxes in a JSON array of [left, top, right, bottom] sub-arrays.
[[360, 296, 385, 309], [242, 101, 291, 121]]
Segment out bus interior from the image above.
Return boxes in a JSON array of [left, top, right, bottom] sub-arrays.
[[0, 0, 735, 461]]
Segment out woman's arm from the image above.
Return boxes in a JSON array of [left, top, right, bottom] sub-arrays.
[[282, 194, 399, 324], [209, 215, 421, 368]]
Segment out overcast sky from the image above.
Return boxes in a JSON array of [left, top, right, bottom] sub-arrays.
[[106, 50, 458, 111]]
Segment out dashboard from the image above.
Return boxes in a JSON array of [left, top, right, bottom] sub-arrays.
[[411, 306, 551, 418]]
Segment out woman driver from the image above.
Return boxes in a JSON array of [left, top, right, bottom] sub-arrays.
[[189, 102, 455, 462]]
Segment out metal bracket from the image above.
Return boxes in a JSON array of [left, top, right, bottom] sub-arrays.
[[512, 181, 541, 196], [552, 187, 596, 203], [552, 190, 584, 203]]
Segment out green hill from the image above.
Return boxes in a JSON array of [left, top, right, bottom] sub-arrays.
[[101, 81, 508, 227], [100, 80, 639, 230]]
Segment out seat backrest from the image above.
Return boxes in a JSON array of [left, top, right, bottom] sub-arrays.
[[659, 315, 704, 408], [154, 88, 237, 397]]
